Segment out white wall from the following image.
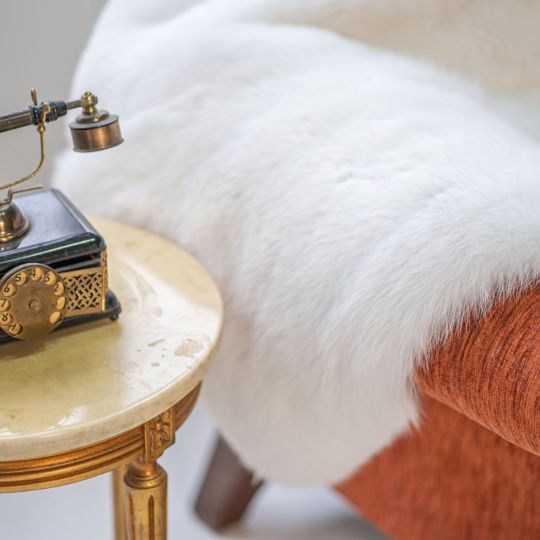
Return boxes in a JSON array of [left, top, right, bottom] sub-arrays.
[[0, 0, 107, 184]]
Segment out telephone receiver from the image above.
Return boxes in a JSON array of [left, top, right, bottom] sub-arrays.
[[0, 89, 123, 243]]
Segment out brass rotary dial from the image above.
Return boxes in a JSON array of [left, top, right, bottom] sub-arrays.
[[0, 264, 67, 340]]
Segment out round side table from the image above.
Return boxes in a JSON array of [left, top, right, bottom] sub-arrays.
[[0, 217, 223, 540]]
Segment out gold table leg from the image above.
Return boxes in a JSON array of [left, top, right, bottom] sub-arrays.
[[123, 458, 168, 540], [113, 465, 129, 540]]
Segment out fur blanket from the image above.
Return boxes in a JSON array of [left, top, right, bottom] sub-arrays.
[[53, 0, 540, 485]]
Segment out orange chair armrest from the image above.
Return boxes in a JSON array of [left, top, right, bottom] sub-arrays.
[[416, 286, 540, 456]]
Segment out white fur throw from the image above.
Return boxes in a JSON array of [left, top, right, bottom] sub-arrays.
[[53, 0, 540, 485]]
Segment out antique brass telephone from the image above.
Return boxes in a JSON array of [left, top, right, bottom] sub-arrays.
[[0, 90, 122, 342]]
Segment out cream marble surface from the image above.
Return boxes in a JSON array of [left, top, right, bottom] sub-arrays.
[[0, 217, 223, 461]]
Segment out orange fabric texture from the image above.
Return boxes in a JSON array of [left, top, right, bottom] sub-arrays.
[[337, 397, 540, 540], [418, 285, 540, 457], [337, 286, 540, 539]]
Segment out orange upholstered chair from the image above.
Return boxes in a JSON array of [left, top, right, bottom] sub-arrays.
[[195, 286, 540, 539]]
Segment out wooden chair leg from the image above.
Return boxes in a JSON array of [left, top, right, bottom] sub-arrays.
[[195, 435, 263, 530]]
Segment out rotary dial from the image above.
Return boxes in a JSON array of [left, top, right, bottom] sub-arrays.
[[0, 264, 67, 340]]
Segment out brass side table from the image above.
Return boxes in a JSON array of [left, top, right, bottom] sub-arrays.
[[0, 218, 223, 540]]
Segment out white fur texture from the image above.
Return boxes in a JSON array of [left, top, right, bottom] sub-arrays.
[[53, 0, 540, 485]]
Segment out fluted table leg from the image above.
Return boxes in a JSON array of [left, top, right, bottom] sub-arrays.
[[123, 459, 168, 540], [113, 465, 128, 540]]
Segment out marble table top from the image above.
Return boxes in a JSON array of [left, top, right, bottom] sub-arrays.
[[0, 217, 223, 461]]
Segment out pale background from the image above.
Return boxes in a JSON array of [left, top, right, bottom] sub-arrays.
[[0, 2, 385, 538]]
